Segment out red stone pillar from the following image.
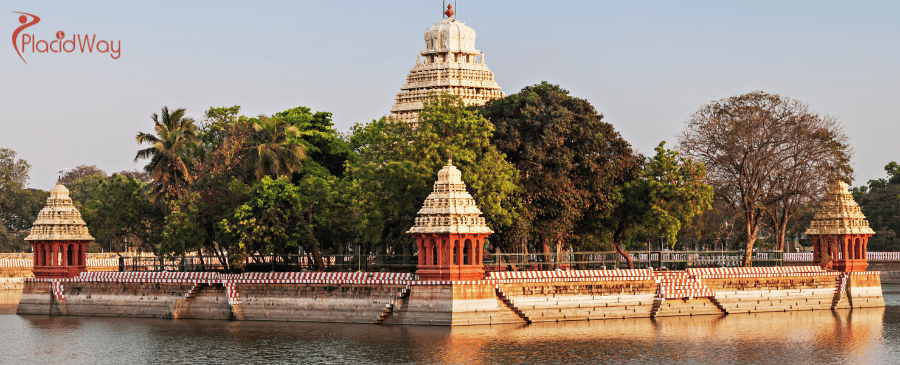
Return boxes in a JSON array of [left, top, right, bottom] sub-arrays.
[[477, 239, 483, 265], [417, 238, 425, 267], [455, 239, 463, 266]]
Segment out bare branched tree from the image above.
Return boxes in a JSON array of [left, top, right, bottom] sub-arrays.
[[678, 91, 852, 266]]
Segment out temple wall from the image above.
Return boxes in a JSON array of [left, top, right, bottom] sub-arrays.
[[14, 269, 885, 325], [701, 276, 838, 313], [497, 280, 657, 322], [236, 283, 406, 323]]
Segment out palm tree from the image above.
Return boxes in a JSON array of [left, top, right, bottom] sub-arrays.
[[246, 116, 306, 182], [134, 107, 199, 204]]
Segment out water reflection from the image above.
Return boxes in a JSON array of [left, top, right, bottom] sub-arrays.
[[0, 287, 897, 364]]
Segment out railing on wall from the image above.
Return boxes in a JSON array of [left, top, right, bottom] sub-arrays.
[[484, 251, 784, 271], [782, 252, 900, 262], [2, 251, 900, 271]]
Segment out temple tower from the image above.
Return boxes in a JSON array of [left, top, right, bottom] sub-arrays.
[[407, 160, 492, 280], [25, 184, 94, 278], [390, 4, 504, 125], [805, 181, 875, 272]]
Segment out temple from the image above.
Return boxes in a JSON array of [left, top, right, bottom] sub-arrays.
[[805, 181, 875, 271], [390, 4, 504, 125], [407, 160, 492, 280], [24, 183, 94, 278]]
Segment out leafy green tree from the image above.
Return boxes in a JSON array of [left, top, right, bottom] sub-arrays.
[[853, 162, 900, 251], [482, 82, 638, 261], [274, 106, 353, 178], [135, 106, 199, 204], [0, 148, 30, 210], [70, 174, 162, 253], [220, 177, 307, 266], [345, 93, 523, 255], [245, 116, 306, 182], [605, 142, 713, 268], [0, 149, 47, 252]]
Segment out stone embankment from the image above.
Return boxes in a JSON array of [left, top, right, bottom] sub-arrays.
[[0, 277, 24, 308], [16, 266, 884, 325]]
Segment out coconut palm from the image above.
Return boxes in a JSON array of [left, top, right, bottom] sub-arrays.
[[134, 107, 198, 204], [246, 116, 306, 182]]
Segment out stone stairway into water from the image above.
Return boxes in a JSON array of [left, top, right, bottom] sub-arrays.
[[375, 285, 411, 324], [651, 271, 722, 318], [175, 283, 233, 320], [495, 286, 531, 324]]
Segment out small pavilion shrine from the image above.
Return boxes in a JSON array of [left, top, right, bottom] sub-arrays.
[[407, 160, 492, 280], [25, 183, 94, 278], [805, 181, 875, 272]]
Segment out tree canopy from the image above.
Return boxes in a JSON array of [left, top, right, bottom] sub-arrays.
[[678, 91, 852, 266], [345, 93, 523, 254], [482, 82, 638, 260]]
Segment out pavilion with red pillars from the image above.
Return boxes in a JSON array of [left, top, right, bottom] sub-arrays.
[[805, 181, 875, 272], [407, 160, 492, 281], [25, 183, 95, 278]]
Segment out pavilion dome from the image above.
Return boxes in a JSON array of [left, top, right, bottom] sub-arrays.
[[407, 161, 493, 235], [25, 183, 94, 241], [423, 17, 479, 55], [805, 181, 875, 236]]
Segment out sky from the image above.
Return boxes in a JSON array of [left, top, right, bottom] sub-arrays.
[[2, 1, 898, 191]]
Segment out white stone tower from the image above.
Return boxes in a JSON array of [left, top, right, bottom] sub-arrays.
[[390, 4, 504, 125]]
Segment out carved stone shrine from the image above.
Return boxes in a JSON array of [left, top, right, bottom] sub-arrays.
[[25, 183, 94, 278], [805, 181, 875, 272], [390, 4, 504, 126], [407, 161, 492, 281]]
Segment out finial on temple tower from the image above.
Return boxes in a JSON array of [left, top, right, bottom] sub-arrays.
[[445, 4, 454, 18]]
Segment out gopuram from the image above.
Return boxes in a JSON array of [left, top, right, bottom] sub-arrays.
[[805, 181, 876, 272], [25, 183, 94, 278], [407, 161, 492, 281], [390, 4, 504, 125]]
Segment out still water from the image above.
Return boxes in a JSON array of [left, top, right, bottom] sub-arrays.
[[1, 286, 900, 365]]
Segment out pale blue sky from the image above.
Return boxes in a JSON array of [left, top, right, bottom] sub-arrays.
[[2, 1, 898, 190]]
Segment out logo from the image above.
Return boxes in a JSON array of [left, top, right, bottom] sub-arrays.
[[11, 12, 121, 65]]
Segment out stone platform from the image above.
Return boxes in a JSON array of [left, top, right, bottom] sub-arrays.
[[16, 266, 884, 325]]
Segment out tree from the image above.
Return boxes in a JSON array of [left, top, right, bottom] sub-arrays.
[[58, 165, 106, 186], [0, 149, 46, 252], [219, 177, 308, 267], [482, 82, 638, 263], [853, 162, 900, 251], [346, 93, 523, 254], [135, 106, 199, 204], [115, 170, 152, 184], [604, 142, 713, 268], [678, 91, 853, 266], [0, 148, 30, 208], [244, 116, 306, 182], [274, 106, 352, 178], [70, 174, 161, 253]]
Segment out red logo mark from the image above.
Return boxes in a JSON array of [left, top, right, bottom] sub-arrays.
[[12, 11, 40, 64]]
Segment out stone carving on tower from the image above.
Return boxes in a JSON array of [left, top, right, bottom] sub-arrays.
[[25, 183, 95, 278], [805, 181, 875, 272], [390, 4, 504, 125], [407, 160, 492, 281]]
